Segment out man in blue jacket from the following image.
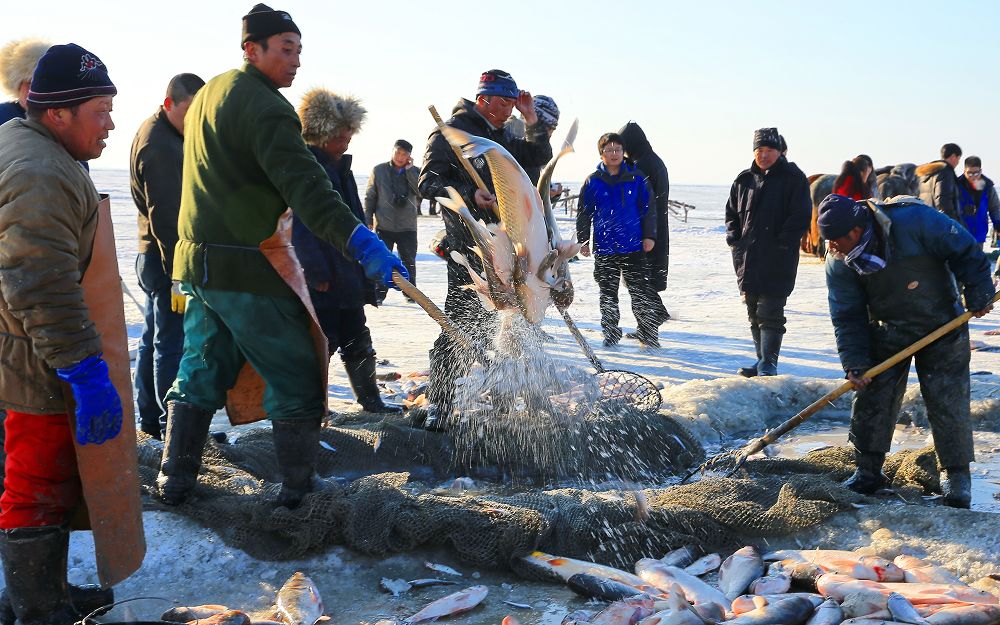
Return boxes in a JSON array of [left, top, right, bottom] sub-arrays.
[[957, 156, 1000, 247], [576, 132, 660, 347], [818, 194, 995, 508]]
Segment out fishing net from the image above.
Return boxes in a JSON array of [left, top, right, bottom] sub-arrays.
[[135, 405, 944, 573]]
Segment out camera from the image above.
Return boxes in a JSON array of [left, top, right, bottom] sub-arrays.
[[393, 193, 409, 208]]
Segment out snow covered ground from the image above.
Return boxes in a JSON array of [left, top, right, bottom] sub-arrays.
[[51, 169, 1000, 620]]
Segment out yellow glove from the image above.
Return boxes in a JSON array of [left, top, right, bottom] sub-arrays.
[[170, 281, 187, 314]]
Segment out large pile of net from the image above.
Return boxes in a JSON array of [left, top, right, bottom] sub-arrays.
[[135, 407, 943, 572]]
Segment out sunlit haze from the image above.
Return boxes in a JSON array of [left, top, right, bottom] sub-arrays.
[[5, 0, 998, 184]]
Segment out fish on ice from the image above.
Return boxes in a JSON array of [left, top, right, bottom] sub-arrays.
[[718, 546, 765, 600], [405, 585, 489, 625]]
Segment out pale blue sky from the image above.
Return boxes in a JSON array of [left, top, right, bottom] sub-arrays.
[[5, 0, 998, 185]]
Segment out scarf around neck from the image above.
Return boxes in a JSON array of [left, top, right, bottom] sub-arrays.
[[844, 223, 886, 275]]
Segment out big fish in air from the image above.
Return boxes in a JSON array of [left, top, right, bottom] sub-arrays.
[[536, 118, 583, 310], [439, 126, 573, 323]]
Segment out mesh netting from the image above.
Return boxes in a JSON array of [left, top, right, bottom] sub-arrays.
[[136, 411, 942, 574]]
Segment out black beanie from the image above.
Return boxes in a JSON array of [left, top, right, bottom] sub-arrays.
[[242, 3, 300, 47], [26, 43, 116, 109], [394, 139, 413, 153], [817, 194, 869, 240], [753, 127, 781, 151]]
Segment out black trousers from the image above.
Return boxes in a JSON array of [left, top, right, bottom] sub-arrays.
[[743, 293, 787, 334], [594, 252, 660, 342], [850, 324, 973, 469], [312, 301, 374, 361], [376, 229, 417, 287]]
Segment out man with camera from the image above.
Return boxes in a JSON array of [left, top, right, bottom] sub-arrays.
[[365, 139, 421, 302]]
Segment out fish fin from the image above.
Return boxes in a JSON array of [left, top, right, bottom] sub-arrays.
[[561, 118, 579, 153], [556, 241, 583, 258], [751, 596, 768, 609], [441, 125, 496, 159]]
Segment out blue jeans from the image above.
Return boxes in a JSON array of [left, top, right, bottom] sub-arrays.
[[135, 253, 185, 438]]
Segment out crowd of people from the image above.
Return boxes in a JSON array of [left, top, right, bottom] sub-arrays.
[[0, 2, 997, 620]]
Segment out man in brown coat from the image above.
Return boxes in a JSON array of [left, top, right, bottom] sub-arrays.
[[0, 44, 120, 623]]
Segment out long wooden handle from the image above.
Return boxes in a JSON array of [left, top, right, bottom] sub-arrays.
[[428, 105, 489, 192], [739, 291, 1000, 458], [391, 271, 485, 362], [558, 306, 605, 373]]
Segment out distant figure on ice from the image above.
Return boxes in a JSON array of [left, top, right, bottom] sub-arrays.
[[956, 156, 1000, 248], [818, 193, 994, 508], [157, 3, 405, 508], [417, 69, 552, 428], [619, 121, 671, 327], [0, 43, 121, 623], [505, 94, 561, 183], [366, 139, 421, 301], [0, 38, 49, 125], [294, 88, 402, 414], [832, 154, 875, 201], [130, 72, 205, 439], [875, 163, 920, 201], [725, 127, 811, 377], [576, 132, 660, 348], [917, 142, 962, 224]]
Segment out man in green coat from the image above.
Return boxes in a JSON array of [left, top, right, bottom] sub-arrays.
[[158, 4, 406, 508]]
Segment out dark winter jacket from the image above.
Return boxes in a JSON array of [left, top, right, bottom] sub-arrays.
[[174, 63, 362, 297], [826, 197, 994, 371], [876, 163, 918, 201], [916, 160, 960, 223], [130, 107, 183, 273], [292, 148, 374, 310], [619, 122, 670, 291], [0, 101, 25, 126], [364, 161, 420, 232], [417, 98, 552, 286], [957, 174, 1000, 244], [576, 161, 656, 255], [725, 156, 811, 297]]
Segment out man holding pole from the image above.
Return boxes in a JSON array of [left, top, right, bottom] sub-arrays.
[[417, 69, 551, 427], [818, 193, 994, 508]]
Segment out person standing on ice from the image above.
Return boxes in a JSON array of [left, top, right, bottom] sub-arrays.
[[818, 193, 994, 508], [293, 88, 403, 415], [0, 43, 120, 623], [0, 38, 50, 125], [157, 4, 406, 508], [365, 139, 421, 302], [725, 127, 811, 377], [576, 132, 660, 348], [917, 143, 962, 224], [956, 156, 1000, 249], [417, 69, 552, 429], [130, 73, 205, 440]]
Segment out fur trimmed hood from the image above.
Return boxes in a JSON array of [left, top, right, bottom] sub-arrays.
[[915, 160, 949, 178], [297, 88, 366, 146], [0, 38, 50, 98]]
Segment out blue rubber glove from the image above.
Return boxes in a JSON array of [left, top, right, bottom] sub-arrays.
[[347, 224, 409, 289], [55, 354, 123, 445]]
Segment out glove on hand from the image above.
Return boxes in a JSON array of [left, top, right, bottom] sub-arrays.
[[171, 281, 187, 314], [55, 354, 123, 445], [347, 224, 409, 288]]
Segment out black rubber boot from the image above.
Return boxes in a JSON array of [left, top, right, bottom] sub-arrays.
[[344, 352, 403, 414], [0, 526, 81, 625], [942, 466, 972, 509], [272, 418, 329, 509], [843, 450, 888, 495], [738, 326, 762, 377], [1, 582, 112, 625], [156, 400, 214, 506], [757, 329, 783, 376]]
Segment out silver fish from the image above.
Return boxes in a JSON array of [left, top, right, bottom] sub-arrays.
[[887, 592, 930, 625], [408, 578, 461, 589], [380, 578, 413, 596], [682, 553, 721, 577], [659, 546, 700, 569], [424, 561, 464, 577], [731, 593, 824, 615], [634, 558, 727, 611], [536, 118, 582, 310], [405, 585, 488, 625], [805, 598, 843, 625], [162, 605, 229, 621], [275, 572, 325, 625], [503, 601, 532, 610], [749, 573, 791, 595], [522, 551, 656, 594], [892, 555, 963, 585], [925, 604, 1000, 625], [719, 546, 765, 600], [725, 595, 816, 625], [441, 126, 553, 323]]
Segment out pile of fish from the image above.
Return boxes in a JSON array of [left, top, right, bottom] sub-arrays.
[[161, 572, 326, 625], [374, 370, 431, 410], [518, 547, 1000, 625], [438, 119, 582, 324]]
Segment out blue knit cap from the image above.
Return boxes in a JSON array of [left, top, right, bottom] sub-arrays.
[[26, 43, 116, 109], [477, 69, 518, 99], [817, 194, 869, 240]]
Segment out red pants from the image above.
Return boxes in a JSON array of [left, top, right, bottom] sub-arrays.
[[0, 410, 81, 529]]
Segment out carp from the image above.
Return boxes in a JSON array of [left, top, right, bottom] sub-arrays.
[[749, 573, 791, 595], [719, 546, 765, 600], [536, 118, 582, 310], [634, 558, 728, 612], [731, 593, 824, 615], [887, 592, 931, 625], [893, 555, 963, 585], [659, 546, 700, 569], [406, 585, 488, 625], [275, 572, 326, 625], [725, 595, 817, 625], [590, 595, 655, 625], [806, 598, 844, 625], [683, 554, 721, 577], [765, 550, 904, 583], [440, 126, 563, 324], [817, 573, 999, 606], [567, 573, 645, 601], [521, 551, 656, 594], [925, 604, 1000, 625], [637, 585, 704, 625], [162, 605, 230, 621]]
